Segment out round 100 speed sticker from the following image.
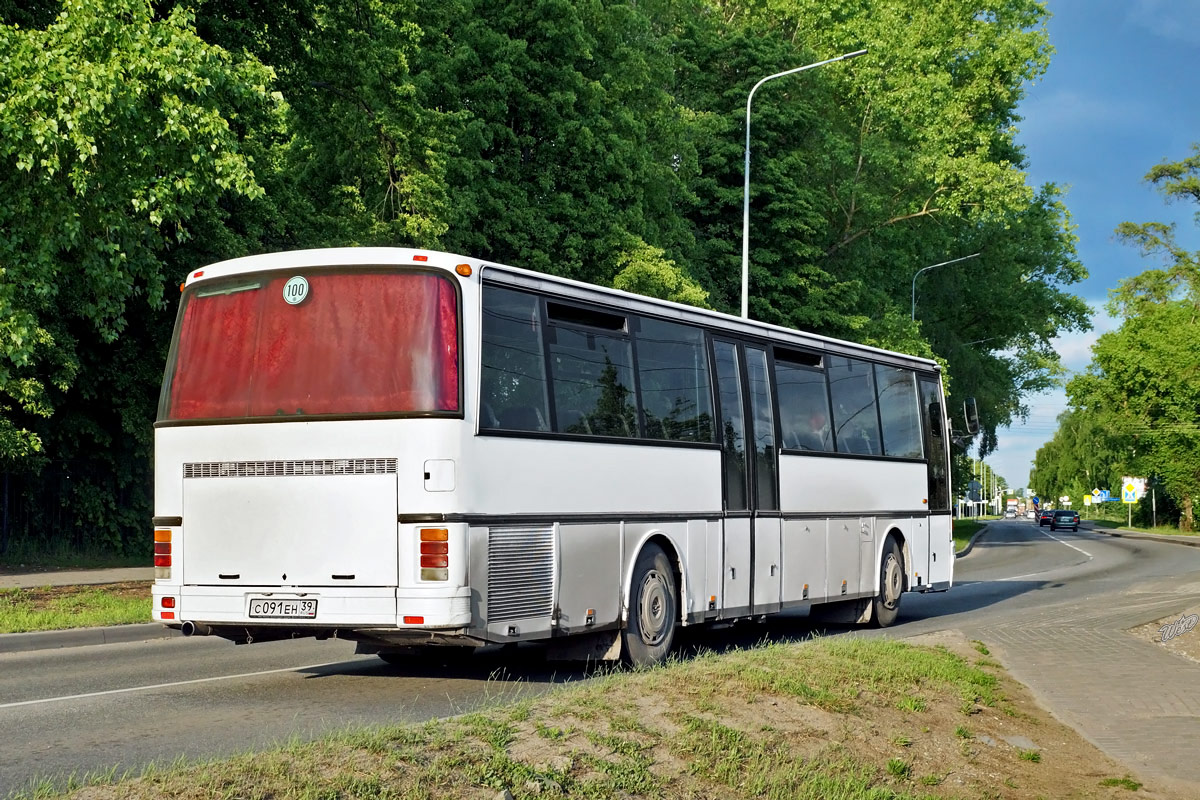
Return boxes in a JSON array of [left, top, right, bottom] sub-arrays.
[[283, 275, 310, 305]]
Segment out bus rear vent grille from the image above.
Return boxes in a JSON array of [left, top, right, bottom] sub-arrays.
[[184, 459, 398, 479], [487, 527, 554, 623]]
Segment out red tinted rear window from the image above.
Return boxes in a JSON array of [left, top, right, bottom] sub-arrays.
[[162, 269, 459, 420]]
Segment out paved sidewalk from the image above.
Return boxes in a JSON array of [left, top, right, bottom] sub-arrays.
[[0, 566, 154, 589]]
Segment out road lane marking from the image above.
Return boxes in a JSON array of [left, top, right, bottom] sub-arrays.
[[1038, 527, 1093, 558], [996, 527, 1093, 581], [0, 660, 352, 710]]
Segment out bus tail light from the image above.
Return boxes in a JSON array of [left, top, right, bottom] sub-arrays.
[[420, 528, 449, 581], [154, 529, 172, 579]]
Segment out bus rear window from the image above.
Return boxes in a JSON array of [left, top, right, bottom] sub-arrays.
[[162, 270, 459, 421]]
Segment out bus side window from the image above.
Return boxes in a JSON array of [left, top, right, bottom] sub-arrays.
[[481, 286, 551, 433], [634, 317, 714, 443], [774, 352, 832, 452], [875, 365, 922, 459], [547, 322, 636, 438], [828, 356, 882, 456]]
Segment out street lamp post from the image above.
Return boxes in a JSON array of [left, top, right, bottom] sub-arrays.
[[910, 252, 981, 321], [741, 49, 867, 320]]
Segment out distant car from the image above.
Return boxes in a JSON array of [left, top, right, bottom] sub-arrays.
[[1050, 509, 1080, 531], [1038, 509, 1054, 526], [1025, 510, 1036, 519], [1004, 510, 1016, 518]]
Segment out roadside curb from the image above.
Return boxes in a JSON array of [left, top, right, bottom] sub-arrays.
[[0, 622, 178, 655], [955, 522, 991, 559]]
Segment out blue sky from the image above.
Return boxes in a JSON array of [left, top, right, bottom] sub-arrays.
[[983, 0, 1200, 494]]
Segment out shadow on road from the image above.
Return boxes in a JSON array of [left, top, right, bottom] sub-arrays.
[[296, 578, 1049, 685]]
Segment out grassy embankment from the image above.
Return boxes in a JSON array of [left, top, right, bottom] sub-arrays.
[[0, 541, 151, 632], [0, 582, 151, 634], [9, 635, 1150, 800]]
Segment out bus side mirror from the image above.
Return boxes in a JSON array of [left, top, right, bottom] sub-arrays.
[[963, 398, 980, 436]]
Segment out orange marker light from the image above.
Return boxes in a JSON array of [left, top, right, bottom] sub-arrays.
[[455, 263, 472, 277]]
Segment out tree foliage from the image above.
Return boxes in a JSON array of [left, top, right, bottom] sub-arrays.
[[0, 0, 1090, 556], [1036, 144, 1200, 530]]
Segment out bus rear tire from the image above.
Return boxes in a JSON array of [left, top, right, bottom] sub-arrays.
[[622, 543, 677, 668], [872, 538, 904, 628]]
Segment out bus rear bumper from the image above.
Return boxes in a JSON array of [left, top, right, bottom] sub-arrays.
[[154, 584, 472, 630]]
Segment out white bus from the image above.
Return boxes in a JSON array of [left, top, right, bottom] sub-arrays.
[[152, 247, 973, 666]]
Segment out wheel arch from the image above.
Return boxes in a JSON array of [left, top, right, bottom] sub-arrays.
[[881, 525, 910, 594], [621, 531, 684, 626]]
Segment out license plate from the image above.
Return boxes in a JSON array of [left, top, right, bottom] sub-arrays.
[[248, 597, 317, 619]]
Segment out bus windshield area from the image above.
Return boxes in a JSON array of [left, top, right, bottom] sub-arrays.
[[161, 269, 459, 421]]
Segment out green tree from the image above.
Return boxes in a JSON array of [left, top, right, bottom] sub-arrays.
[[664, 0, 1089, 456], [0, 0, 1096, 557], [1065, 144, 1200, 530], [0, 0, 285, 553]]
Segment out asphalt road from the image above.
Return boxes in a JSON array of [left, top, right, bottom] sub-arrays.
[[3, 519, 1200, 795]]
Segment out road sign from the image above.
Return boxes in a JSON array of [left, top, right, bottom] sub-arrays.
[[1122, 482, 1137, 503], [1122, 476, 1146, 501], [1084, 495, 1092, 506]]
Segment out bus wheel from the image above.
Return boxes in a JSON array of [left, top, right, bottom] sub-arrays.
[[622, 543, 677, 667], [872, 538, 904, 628]]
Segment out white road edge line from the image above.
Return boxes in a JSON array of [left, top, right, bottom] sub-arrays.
[[0, 661, 346, 710]]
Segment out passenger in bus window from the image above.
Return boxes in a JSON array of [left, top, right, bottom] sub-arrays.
[[788, 408, 831, 451], [806, 410, 832, 451]]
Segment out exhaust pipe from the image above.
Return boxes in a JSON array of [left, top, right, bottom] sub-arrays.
[[181, 621, 214, 637]]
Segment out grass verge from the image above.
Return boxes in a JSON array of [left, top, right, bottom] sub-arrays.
[[1089, 518, 1200, 536], [0, 582, 151, 633], [952, 518, 984, 553], [6, 634, 1161, 800]]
